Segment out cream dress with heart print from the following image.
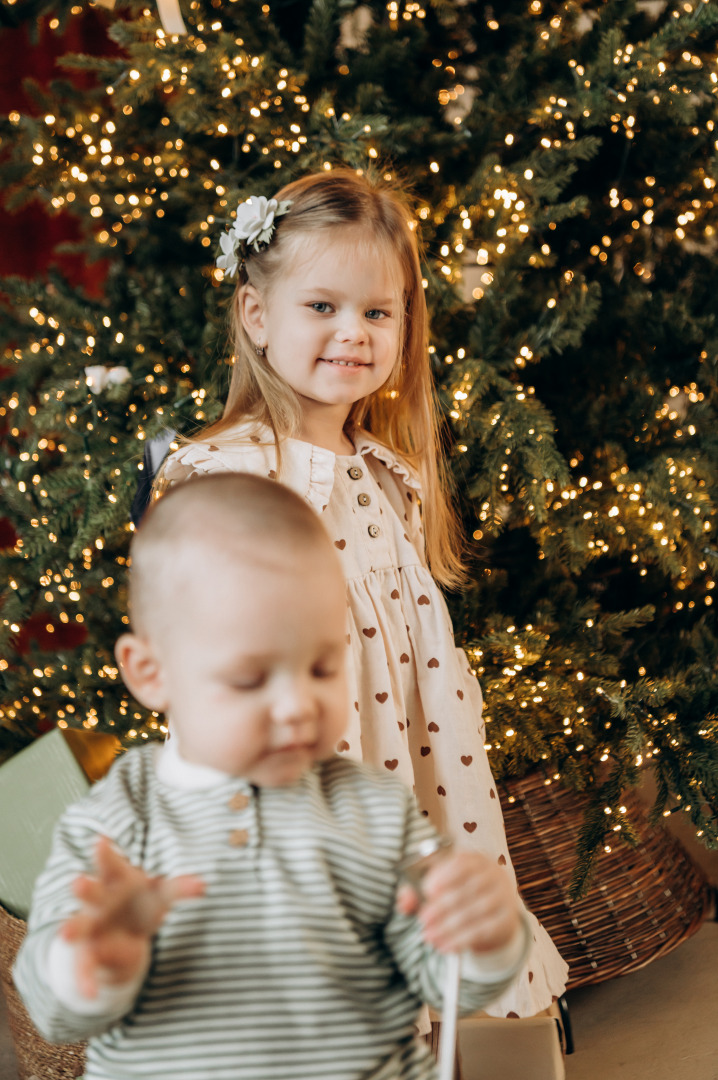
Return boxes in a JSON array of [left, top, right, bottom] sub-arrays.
[[159, 425, 569, 1018]]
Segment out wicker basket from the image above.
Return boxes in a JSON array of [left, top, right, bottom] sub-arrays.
[[499, 772, 711, 989], [0, 903, 85, 1080]]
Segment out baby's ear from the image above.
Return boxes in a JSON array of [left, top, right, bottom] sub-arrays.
[[115, 633, 168, 712], [239, 283, 266, 340]]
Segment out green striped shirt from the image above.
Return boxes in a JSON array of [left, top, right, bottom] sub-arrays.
[[15, 746, 524, 1080]]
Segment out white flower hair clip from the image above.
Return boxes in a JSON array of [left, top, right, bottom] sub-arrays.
[[216, 194, 292, 278]]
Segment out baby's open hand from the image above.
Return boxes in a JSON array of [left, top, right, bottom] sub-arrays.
[[396, 849, 520, 955], [61, 836, 204, 999]]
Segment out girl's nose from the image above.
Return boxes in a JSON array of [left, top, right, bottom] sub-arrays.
[[334, 312, 366, 345]]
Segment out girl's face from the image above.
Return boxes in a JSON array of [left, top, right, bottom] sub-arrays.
[[241, 229, 403, 433]]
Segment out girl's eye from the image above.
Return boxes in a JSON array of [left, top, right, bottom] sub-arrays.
[[366, 309, 388, 321], [310, 302, 333, 314]]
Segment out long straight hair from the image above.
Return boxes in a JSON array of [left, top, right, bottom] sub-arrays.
[[190, 168, 465, 588]]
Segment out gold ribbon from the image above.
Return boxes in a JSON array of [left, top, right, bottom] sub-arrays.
[[93, 0, 187, 36]]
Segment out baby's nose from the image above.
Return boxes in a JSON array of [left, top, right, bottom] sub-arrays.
[[270, 677, 318, 731]]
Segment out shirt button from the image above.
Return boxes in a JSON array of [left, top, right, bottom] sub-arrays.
[[347, 466, 363, 480], [368, 524, 380, 538], [228, 828, 250, 847], [228, 792, 250, 811], [357, 493, 371, 507]]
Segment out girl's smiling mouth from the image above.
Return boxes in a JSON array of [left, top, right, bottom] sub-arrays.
[[319, 356, 368, 368]]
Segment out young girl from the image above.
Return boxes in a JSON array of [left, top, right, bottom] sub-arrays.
[[156, 168, 568, 1020]]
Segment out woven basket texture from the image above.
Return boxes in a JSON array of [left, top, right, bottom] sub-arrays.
[[0, 903, 85, 1080], [498, 772, 710, 989]]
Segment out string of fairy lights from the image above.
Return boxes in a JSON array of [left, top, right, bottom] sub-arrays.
[[1, 0, 717, 845]]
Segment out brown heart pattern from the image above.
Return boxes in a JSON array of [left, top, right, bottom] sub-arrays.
[[427, 722, 439, 732], [427, 658, 440, 668], [400, 653, 410, 664], [420, 746, 431, 757], [375, 692, 388, 703], [384, 760, 398, 771], [489, 789, 496, 799], [334, 539, 346, 550], [354, 701, 359, 711], [463, 822, 477, 833], [498, 854, 507, 865], [268, 469, 277, 480], [418, 595, 430, 605], [457, 689, 464, 700], [461, 755, 473, 766], [337, 740, 350, 752], [391, 589, 400, 599], [398, 721, 405, 731], [362, 627, 376, 638], [437, 786, 446, 796]]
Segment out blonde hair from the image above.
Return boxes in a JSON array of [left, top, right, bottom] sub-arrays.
[[186, 168, 465, 587]]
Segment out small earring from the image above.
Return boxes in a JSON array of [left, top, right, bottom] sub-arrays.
[[254, 342, 265, 357]]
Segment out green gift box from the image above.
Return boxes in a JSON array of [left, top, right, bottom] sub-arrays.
[[0, 727, 121, 919]]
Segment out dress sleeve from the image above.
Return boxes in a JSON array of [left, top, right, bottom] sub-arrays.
[[158, 437, 336, 516]]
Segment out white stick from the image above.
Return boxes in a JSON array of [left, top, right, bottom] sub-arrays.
[[437, 951, 461, 1080]]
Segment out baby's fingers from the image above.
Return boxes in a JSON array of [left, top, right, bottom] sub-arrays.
[[61, 907, 99, 945], [164, 874, 205, 905], [396, 883, 421, 916]]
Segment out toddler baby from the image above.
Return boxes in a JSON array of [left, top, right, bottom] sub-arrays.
[[15, 474, 530, 1080]]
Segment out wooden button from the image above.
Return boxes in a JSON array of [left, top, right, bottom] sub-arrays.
[[228, 828, 250, 847], [347, 466, 363, 480], [368, 524, 380, 538], [228, 792, 250, 811], [357, 493, 371, 507]]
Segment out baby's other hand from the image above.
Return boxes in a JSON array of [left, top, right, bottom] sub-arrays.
[[61, 836, 204, 998], [396, 849, 519, 955]]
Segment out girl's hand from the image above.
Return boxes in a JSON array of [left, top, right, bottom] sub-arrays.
[[396, 849, 520, 955], [61, 835, 205, 998]]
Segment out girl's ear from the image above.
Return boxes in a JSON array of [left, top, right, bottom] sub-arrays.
[[115, 633, 168, 712], [240, 284, 266, 344]]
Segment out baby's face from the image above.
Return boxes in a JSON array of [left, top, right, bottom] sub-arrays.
[[153, 542, 349, 786]]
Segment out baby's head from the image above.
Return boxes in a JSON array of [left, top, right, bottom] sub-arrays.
[[116, 474, 349, 786], [221, 168, 429, 437]]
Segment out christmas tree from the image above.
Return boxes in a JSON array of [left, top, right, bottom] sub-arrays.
[[1, 0, 717, 890]]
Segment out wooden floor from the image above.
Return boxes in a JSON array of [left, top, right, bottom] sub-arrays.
[[565, 920, 718, 1080]]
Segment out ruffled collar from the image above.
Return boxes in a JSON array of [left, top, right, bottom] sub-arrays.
[[351, 432, 422, 493], [173, 423, 422, 505]]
